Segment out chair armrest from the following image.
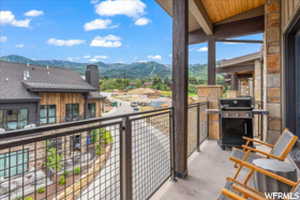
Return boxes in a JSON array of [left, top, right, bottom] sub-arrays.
[[229, 157, 298, 187], [221, 189, 247, 200], [232, 184, 266, 200], [226, 177, 261, 194], [242, 137, 274, 148], [241, 145, 282, 160]]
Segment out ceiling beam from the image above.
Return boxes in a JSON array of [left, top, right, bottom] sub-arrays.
[[189, 0, 213, 35], [217, 65, 254, 74], [189, 16, 264, 44], [216, 6, 264, 25], [216, 39, 263, 44]]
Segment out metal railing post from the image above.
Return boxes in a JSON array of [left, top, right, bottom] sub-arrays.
[[196, 103, 201, 152], [121, 116, 133, 200], [169, 108, 177, 181]]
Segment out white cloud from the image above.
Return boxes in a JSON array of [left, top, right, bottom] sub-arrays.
[[134, 17, 150, 26], [84, 19, 117, 31], [66, 57, 79, 62], [83, 55, 91, 59], [89, 55, 108, 62], [47, 38, 85, 47], [24, 10, 44, 17], [90, 0, 99, 4], [0, 36, 7, 43], [147, 55, 162, 60], [90, 34, 122, 48], [95, 0, 146, 18], [16, 44, 24, 48], [0, 11, 31, 28], [197, 47, 208, 52]]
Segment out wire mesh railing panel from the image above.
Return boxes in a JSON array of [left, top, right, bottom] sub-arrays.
[[131, 112, 171, 200], [187, 106, 198, 156], [0, 122, 121, 200], [199, 103, 208, 144]]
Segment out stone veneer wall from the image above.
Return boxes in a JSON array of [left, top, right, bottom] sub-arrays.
[[197, 85, 223, 140], [265, 0, 282, 144]]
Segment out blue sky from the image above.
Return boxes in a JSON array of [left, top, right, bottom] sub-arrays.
[[0, 0, 262, 64]]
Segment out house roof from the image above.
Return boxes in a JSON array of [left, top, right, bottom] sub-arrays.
[[0, 61, 97, 102], [87, 92, 105, 100], [217, 52, 262, 74]]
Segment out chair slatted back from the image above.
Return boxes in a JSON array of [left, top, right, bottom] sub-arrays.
[[270, 129, 298, 160]]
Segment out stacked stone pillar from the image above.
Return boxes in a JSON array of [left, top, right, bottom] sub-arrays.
[[197, 85, 223, 139], [265, 0, 282, 144]]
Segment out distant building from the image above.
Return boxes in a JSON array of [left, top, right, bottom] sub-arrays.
[[0, 61, 105, 131], [143, 81, 153, 87]]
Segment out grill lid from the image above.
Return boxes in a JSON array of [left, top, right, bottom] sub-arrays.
[[220, 97, 253, 110]]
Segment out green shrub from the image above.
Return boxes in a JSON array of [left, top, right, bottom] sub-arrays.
[[90, 128, 113, 145], [74, 167, 81, 175], [100, 129, 113, 144], [24, 197, 33, 200], [95, 144, 103, 156], [37, 187, 45, 193], [46, 148, 63, 172], [63, 171, 69, 177], [58, 175, 66, 185]]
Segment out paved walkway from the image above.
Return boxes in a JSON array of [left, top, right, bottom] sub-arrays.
[[151, 140, 234, 200]]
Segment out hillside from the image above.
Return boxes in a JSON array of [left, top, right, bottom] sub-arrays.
[[0, 55, 208, 79]]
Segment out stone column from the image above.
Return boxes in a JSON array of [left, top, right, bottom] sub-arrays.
[[197, 85, 223, 139], [254, 59, 263, 138], [254, 60, 263, 103], [265, 0, 282, 144]]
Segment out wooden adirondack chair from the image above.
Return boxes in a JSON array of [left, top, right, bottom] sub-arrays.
[[232, 129, 298, 179], [220, 157, 300, 200]]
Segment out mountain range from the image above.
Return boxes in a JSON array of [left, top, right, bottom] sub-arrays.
[[0, 55, 208, 79]]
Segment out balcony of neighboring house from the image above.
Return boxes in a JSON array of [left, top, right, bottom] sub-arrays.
[[0, 0, 300, 200]]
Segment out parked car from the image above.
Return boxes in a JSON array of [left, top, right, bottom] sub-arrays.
[[131, 102, 138, 107]]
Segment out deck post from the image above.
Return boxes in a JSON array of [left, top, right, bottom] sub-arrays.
[[172, 0, 189, 178], [208, 38, 216, 85], [231, 73, 238, 90]]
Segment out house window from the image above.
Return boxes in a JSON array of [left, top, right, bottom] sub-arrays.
[[65, 104, 80, 122], [87, 103, 96, 118], [0, 149, 29, 178], [40, 105, 56, 124], [0, 109, 28, 130]]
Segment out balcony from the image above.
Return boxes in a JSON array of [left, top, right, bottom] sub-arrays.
[[0, 102, 211, 200]]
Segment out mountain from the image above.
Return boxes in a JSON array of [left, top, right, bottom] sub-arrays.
[[0, 55, 208, 79]]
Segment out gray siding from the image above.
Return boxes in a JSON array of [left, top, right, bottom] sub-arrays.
[[282, 0, 300, 31]]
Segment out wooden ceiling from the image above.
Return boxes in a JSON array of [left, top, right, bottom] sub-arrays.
[[156, 0, 266, 32], [201, 0, 266, 23]]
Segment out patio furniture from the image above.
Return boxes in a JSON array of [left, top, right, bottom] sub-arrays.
[[232, 129, 298, 179], [252, 158, 297, 193], [219, 157, 300, 200]]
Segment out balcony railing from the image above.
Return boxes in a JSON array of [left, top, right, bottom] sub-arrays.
[[0, 102, 208, 200]]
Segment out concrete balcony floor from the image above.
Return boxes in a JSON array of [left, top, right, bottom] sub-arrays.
[[151, 140, 234, 200]]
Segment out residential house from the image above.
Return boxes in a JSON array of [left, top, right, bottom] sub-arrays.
[[0, 61, 104, 179], [0, 61, 104, 131]]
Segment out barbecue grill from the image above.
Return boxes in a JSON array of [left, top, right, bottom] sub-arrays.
[[218, 97, 254, 150]]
